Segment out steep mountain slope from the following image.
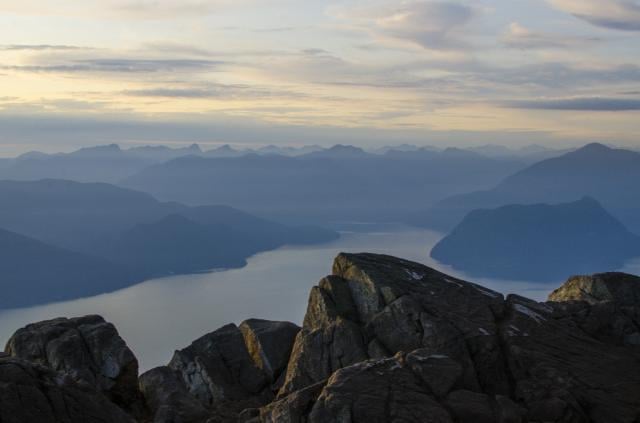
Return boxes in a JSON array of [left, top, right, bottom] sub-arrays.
[[430, 197, 640, 281], [0, 228, 136, 308], [0, 180, 337, 307], [415, 143, 640, 233]]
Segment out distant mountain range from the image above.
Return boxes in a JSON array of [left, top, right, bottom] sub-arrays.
[[0, 143, 564, 184], [431, 197, 640, 281], [414, 143, 640, 234], [121, 150, 529, 224], [0, 180, 338, 308]]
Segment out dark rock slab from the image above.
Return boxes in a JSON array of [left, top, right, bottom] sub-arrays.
[[501, 294, 640, 423], [280, 253, 509, 396], [0, 356, 134, 423], [239, 319, 300, 384], [307, 352, 453, 423], [549, 273, 640, 306], [5, 315, 143, 415], [140, 366, 210, 423], [144, 319, 300, 422]]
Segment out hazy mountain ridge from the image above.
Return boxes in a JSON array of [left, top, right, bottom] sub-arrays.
[[414, 143, 640, 234], [121, 151, 529, 224], [431, 197, 640, 281], [0, 228, 137, 309], [0, 142, 564, 184], [0, 179, 337, 308]]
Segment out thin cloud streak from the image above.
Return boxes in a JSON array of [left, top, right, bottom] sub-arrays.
[[505, 97, 640, 111]]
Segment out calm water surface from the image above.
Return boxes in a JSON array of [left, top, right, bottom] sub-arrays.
[[1, 226, 638, 371]]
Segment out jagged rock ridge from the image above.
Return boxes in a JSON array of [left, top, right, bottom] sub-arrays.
[[2, 253, 640, 422]]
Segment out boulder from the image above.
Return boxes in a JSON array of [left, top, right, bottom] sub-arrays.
[[444, 390, 495, 423], [500, 294, 640, 422], [239, 319, 300, 385], [5, 315, 143, 415], [549, 273, 640, 347], [548, 273, 640, 305], [307, 352, 453, 423], [280, 253, 509, 396], [0, 356, 134, 423], [139, 366, 210, 423], [143, 319, 301, 422]]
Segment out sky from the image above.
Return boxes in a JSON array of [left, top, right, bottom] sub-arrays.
[[0, 0, 639, 154]]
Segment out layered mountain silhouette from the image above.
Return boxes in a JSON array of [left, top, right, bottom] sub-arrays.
[[431, 197, 640, 281], [415, 143, 640, 234], [121, 151, 526, 224], [0, 228, 136, 309], [0, 180, 337, 308]]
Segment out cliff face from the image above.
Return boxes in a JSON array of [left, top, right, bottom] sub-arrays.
[[2, 253, 640, 423]]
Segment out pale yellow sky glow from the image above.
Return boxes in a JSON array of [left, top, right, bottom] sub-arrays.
[[0, 0, 639, 153]]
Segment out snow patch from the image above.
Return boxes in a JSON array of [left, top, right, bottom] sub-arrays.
[[405, 269, 424, 281], [444, 278, 463, 288], [478, 328, 490, 336], [471, 284, 500, 298], [514, 304, 546, 324]]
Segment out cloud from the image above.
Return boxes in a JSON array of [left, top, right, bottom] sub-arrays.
[[341, 1, 476, 50], [122, 83, 306, 100], [549, 0, 640, 31], [0, 0, 248, 19], [502, 22, 599, 49], [505, 97, 640, 111], [0, 45, 88, 51], [2, 58, 223, 74]]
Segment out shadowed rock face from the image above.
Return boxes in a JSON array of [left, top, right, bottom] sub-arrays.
[[269, 253, 640, 423], [0, 357, 136, 423], [279, 253, 509, 397], [3, 253, 640, 423], [5, 315, 144, 416], [140, 319, 301, 423]]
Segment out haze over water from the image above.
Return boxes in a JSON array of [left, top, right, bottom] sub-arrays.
[[2, 226, 639, 371]]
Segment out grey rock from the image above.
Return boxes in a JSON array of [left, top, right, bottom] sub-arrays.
[[502, 294, 640, 423], [239, 319, 300, 384], [280, 253, 509, 396], [144, 319, 301, 423], [168, 323, 269, 406], [0, 356, 134, 423], [549, 273, 640, 306], [495, 395, 525, 423], [259, 382, 325, 423], [307, 352, 453, 423], [140, 366, 210, 423], [444, 390, 495, 423], [405, 349, 463, 398], [5, 315, 143, 415]]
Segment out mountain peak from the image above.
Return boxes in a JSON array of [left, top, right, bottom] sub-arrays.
[[575, 143, 613, 154]]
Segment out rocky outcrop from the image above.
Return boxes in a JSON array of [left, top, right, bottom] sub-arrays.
[[141, 320, 300, 422], [267, 253, 640, 423], [3, 253, 640, 423], [549, 273, 640, 347], [280, 254, 509, 397], [0, 357, 135, 423], [549, 272, 640, 305], [239, 319, 300, 386], [5, 315, 145, 417]]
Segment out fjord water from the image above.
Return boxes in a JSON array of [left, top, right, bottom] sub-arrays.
[[1, 226, 638, 371]]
